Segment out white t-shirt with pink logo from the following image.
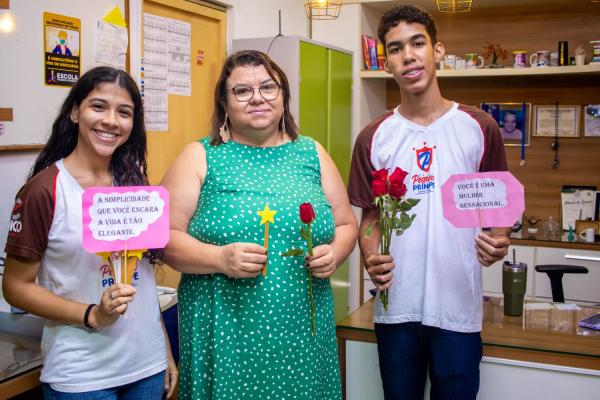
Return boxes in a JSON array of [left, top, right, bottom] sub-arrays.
[[349, 102, 507, 333], [5, 160, 166, 392]]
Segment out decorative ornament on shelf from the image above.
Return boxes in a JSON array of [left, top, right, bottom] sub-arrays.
[[436, 0, 472, 13], [482, 42, 509, 68], [304, 0, 341, 20]]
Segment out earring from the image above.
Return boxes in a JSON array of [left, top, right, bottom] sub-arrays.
[[280, 117, 286, 134], [219, 114, 230, 143]]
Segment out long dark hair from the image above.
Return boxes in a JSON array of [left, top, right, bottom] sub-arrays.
[[30, 66, 147, 186], [210, 50, 298, 145]]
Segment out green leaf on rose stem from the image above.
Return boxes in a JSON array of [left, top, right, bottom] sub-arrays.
[[395, 229, 404, 236], [300, 226, 310, 241], [410, 213, 417, 222], [384, 201, 396, 213], [399, 211, 412, 230], [281, 248, 305, 257], [374, 196, 380, 208], [404, 198, 421, 210], [399, 200, 411, 211]]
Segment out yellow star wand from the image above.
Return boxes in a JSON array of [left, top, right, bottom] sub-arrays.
[[257, 204, 277, 276]]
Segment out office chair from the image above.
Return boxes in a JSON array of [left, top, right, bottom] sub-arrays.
[[534, 264, 589, 303]]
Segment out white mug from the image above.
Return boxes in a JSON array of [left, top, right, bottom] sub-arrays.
[[455, 57, 466, 69], [444, 54, 457, 70], [579, 228, 595, 242], [465, 53, 484, 69], [530, 50, 550, 67]]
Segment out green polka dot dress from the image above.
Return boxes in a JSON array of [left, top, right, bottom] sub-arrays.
[[178, 135, 342, 400]]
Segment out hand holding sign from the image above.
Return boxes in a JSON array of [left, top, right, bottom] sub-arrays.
[[83, 186, 169, 284], [441, 172, 524, 228]]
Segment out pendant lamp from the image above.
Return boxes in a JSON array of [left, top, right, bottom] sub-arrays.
[[304, 0, 342, 20], [436, 0, 472, 13]]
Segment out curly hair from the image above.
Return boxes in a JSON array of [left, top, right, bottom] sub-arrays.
[[210, 50, 298, 145], [30, 66, 147, 187], [377, 5, 438, 47]]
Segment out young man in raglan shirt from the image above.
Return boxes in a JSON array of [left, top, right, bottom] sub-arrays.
[[348, 5, 511, 400]]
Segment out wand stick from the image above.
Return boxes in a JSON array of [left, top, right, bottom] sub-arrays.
[[262, 222, 269, 276]]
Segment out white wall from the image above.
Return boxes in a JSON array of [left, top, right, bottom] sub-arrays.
[[228, 0, 308, 44], [0, 0, 125, 273]]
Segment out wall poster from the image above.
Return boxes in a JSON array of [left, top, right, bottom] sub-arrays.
[[43, 12, 81, 87]]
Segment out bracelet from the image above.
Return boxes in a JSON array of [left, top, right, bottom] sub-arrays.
[[83, 304, 96, 329]]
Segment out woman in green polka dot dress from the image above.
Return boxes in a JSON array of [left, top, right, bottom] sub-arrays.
[[162, 50, 357, 399]]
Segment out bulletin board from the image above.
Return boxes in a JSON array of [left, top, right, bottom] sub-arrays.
[[0, 0, 128, 149]]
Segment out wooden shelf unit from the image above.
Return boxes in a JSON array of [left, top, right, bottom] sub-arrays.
[[361, 64, 600, 78]]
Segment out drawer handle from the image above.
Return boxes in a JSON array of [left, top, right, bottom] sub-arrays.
[[565, 254, 600, 262]]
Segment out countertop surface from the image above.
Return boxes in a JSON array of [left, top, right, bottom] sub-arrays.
[[338, 298, 600, 360], [510, 230, 600, 250], [0, 330, 42, 385]]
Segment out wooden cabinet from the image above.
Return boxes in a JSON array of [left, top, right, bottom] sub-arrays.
[[232, 37, 353, 322]]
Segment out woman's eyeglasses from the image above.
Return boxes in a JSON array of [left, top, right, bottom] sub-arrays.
[[227, 82, 280, 102]]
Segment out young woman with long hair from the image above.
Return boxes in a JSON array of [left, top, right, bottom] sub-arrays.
[[3, 66, 177, 399]]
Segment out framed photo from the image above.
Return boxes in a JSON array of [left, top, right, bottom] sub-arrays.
[[583, 105, 600, 137], [480, 103, 531, 146], [532, 105, 581, 137]]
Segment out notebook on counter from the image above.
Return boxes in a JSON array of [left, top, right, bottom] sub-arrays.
[[579, 314, 600, 331]]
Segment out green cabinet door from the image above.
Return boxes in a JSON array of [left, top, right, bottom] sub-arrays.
[[327, 49, 352, 323], [299, 41, 352, 323], [328, 49, 352, 185], [299, 41, 328, 149]]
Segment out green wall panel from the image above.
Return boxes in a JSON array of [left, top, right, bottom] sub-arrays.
[[299, 41, 328, 150]]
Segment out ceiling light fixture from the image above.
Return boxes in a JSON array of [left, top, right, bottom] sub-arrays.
[[304, 0, 342, 20], [436, 0, 473, 13]]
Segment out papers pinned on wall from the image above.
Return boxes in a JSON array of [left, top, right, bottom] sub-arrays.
[[142, 13, 192, 131], [143, 13, 169, 131], [95, 20, 128, 70]]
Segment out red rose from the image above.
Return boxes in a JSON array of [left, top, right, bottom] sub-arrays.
[[372, 179, 387, 197], [389, 167, 408, 185], [299, 202, 316, 224], [389, 182, 407, 199], [372, 168, 388, 182]]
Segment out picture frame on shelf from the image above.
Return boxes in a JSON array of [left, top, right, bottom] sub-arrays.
[[532, 104, 581, 137], [583, 104, 600, 137], [560, 185, 597, 231], [480, 102, 531, 146]]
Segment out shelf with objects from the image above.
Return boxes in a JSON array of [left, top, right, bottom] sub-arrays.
[[360, 63, 600, 78]]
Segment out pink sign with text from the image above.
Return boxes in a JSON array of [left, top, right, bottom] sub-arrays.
[[82, 186, 169, 253], [441, 172, 524, 228]]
